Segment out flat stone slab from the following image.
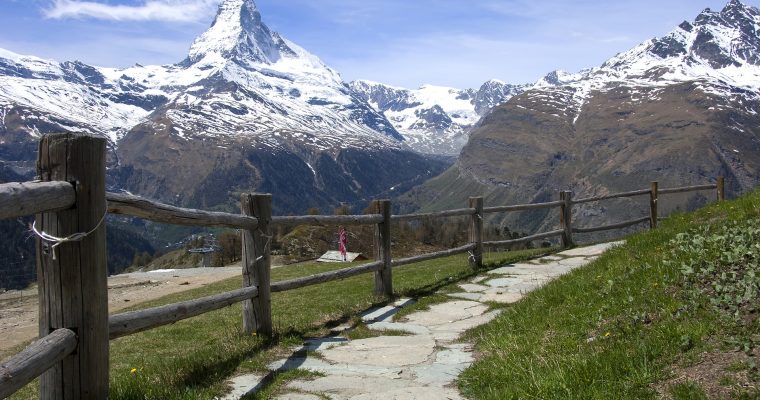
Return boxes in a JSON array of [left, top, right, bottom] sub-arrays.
[[485, 277, 524, 287], [458, 283, 489, 293], [555, 257, 590, 268], [321, 335, 436, 367], [302, 336, 348, 351], [269, 357, 404, 378], [412, 361, 469, 387], [446, 292, 482, 301], [367, 321, 430, 335], [275, 393, 323, 400], [428, 310, 501, 336], [225, 243, 622, 399], [557, 242, 622, 257], [221, 374, 265, 400], [287, 375, 413, 398], [490, 282, 545, 294], [410, 345, 474, 386], [480, 292, 523, 303], [351, 386, 464, 400], [492, 265, 572, 278], [403, 301, 488, 327], [361, 298, 415, 322], [488, 264, 555, 275]]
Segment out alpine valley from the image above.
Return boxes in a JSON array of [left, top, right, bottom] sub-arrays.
[[401, 0, 760, 235], [2, 0, 760, 264]]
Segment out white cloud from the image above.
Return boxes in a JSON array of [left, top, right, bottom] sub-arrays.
[[44, 0, 220, 22]]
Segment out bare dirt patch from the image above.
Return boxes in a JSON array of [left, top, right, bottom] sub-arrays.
[[655, 350, 760, 399]]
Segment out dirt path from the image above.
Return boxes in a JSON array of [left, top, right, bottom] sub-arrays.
[[0, 265, 243, 358]]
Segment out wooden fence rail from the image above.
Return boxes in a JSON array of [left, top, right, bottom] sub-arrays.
[[658, 184, 718, 195], [392, 243, 477, 268], [270, 214, 383, 227], [483, 200, 564, 214], [0, 132, 727, 399], [107, 192, 259, 231], [0, 329, 77, 399], [390, 207, 476, 222], [109, 286, 260, 340], [0, 181, 75, 220], [572, 217, 651, 234], [271, 261, 384, 293], [483, 229, 565, 248], [572, 188, 651, 204]]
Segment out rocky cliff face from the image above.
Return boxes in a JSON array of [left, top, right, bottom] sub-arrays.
[[401, 0, 760, 234]]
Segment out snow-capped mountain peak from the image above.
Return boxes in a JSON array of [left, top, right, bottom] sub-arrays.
[[523, 0, 760, 126], [187, 0, 296, 67], [0, 0, 405, 149], [349, 79, 531, 155]]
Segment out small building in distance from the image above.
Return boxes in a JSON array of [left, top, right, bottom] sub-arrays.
[[188, 247, 217, 268], [317, 251, 368, 263]]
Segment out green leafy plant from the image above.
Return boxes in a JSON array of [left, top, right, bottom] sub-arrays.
[[664, 220, 760, 351]]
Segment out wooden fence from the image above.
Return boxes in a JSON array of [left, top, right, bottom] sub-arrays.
[[0, 133, 726, 399]]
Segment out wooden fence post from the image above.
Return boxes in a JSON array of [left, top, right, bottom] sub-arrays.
[[469, 197, 484, 268], [36, 133, 108, 399], [717, 176, 725, 201], [560, 191, 574, 248], [650, 181, 659, 229], [374, 200, 392, 297], [241, 193, 273, 337]]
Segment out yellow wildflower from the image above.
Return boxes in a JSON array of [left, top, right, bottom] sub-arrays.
[[604, 332, 611, 337], [130, 368, 137, 374]]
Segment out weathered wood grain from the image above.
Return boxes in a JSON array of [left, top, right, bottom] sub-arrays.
[[572, 188, 651, 204], [107, 192, 258, 230], [37, 133, 109, 399], [391, 243, 477, 268], [560, 191, 574, 248], [109, 286, 259, 340], [374, 200, 393, 297], [270, 261, 384, 293], [270, 214, 383, 227], [483, 201, 564, 214], [0, 181, 75, 220], [658, 184, 717, 195], [572, 217, 650, 234], [241, 193, 273, 337], [483, 230, 564, 248], [390, 208, 476, 222], [469, 197, 484, 268], [650, 182, 658, 229], [0, 329, 77, 399]]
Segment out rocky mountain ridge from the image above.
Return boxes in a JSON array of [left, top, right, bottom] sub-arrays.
[[401, 0, 760, 235], [349, 79, 529, 155]]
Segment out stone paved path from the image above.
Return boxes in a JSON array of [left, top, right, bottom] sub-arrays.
[[222, 242, 621, 400]]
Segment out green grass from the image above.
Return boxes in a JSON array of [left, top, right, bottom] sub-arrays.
[[670, 381, 709, 400], [458, 188, 760, 399], [9, 247, 550, 399]]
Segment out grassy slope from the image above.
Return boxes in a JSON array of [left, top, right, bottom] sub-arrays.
[[9, 248, 550, 399], [459, 189, 760, 399]]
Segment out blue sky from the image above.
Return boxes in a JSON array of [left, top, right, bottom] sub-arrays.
[[0, 0, 753, 88]]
